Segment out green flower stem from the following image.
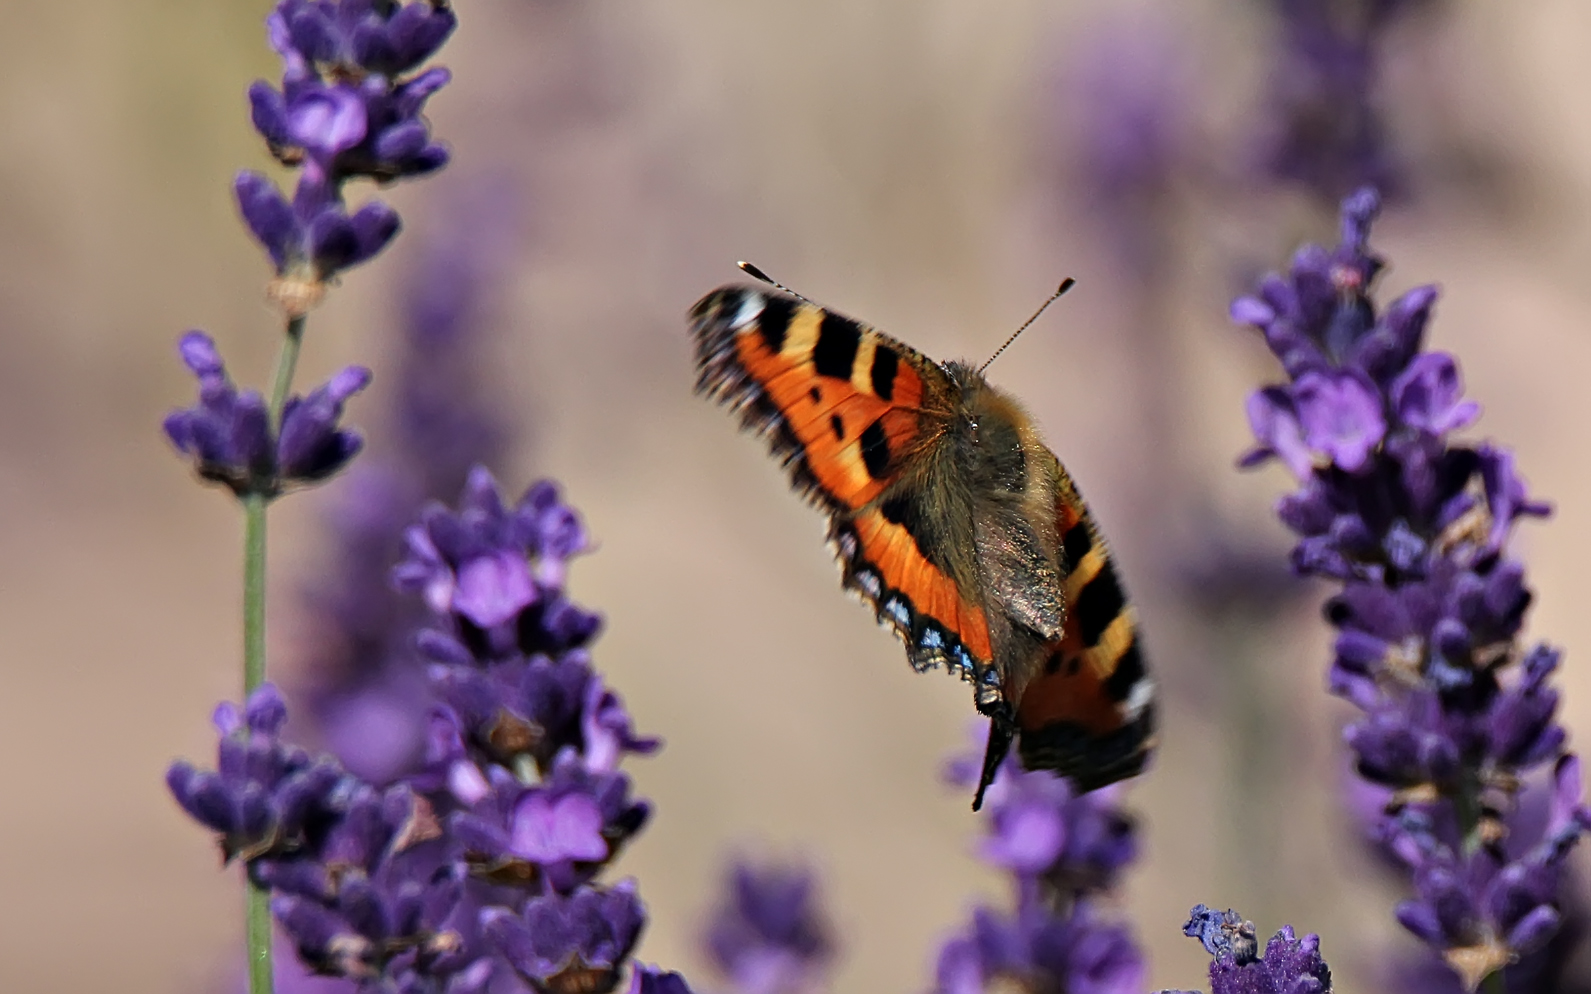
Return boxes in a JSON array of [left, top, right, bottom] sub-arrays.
[[1479, 967, 1508, 994], [269, 315, 306, 421], [247, 883, 274, 994], [244, 492, 267, 694], [242, 312, 305, 994]]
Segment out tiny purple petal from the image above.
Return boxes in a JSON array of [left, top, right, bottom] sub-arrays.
[[234, 171, 299, 271], [452, 550, 536, 627], [1293, 369, 1386, 472], [1246, 387, 1316, 480], [1506, 905, 1561, 955], [1391, 352, 1479, 435], [508, 792, 609, 864]]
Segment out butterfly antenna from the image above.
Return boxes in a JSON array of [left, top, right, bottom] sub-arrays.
[[738, 261, 816, 306], [977, 277, 1076, 374]]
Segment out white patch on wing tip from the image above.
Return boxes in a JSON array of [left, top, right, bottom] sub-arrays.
[[884, 597, 911, 627], [1122, 678, 1155, 721], [730, 293, 764, 330]]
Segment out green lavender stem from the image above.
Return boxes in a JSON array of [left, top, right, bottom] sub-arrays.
[[242, 312, 305, 994]]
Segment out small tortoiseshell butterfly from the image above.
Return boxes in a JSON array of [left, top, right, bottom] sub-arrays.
[[689, 267, 1154, 809]]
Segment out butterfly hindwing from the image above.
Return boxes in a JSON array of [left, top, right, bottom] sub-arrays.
[[832, 495, 997, 693], [1012, 457, 1155, 790]]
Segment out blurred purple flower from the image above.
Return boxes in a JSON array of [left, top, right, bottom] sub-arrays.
[[930, 744, 1142, 994], [630, 966, 698, 994], [934, 904, 1142, 994], [703, 861, 834, 994], [293, 189, 520, 781], [1256, 0, 1442, 202], [1056, 14, 1195, 274]]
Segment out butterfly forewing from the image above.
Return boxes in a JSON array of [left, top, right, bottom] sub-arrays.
[[691, 287, 944, 509], [690, 286, 995, 688]]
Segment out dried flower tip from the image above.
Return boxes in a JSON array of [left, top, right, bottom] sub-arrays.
[[1443, 939, 1512, 993], [268, 275, 328, 317]]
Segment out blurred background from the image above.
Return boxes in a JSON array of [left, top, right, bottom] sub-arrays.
[[5, 0, 1591, 991]]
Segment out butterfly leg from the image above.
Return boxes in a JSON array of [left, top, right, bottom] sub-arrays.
[[971, 717, 1014, 811]]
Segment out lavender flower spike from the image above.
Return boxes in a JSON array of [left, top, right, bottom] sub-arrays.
[[166, 683, 349, 866], [704, 860, 834, 994], [1235, 188, 1585, 990], [931, 739, 1143, 994], [168, 470, 684, 990], [240, 0, 456, 310], [1177, 905, 1332, 994], [164, 330, 371, 498]]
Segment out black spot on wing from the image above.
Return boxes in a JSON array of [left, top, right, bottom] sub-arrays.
[[1061, 522, 1093, 571], [870, 346, 899, 401], [690, 286, 841, 516], [1103, 637, 1146, 703], [878, 492, 952, 572], [1073, 562, 1126, 647], [813, 312, 861, 379], [758, 294, 793, 354], [859, 420, 890, 479], [809, 386, 821, 403], [879, 493, 920, 530], [829, 414, 845, 441]]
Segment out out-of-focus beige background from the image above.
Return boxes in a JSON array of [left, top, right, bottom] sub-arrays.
[[6, 0, 1591, 991]]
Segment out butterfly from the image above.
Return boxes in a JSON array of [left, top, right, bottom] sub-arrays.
[[689, 267, 1154, 809]]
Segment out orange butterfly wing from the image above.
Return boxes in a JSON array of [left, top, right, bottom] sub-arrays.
[[690, 286, 995, 686]]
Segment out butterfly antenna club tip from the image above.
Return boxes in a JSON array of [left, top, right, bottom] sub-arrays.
[[978, 277, 1077, 374], [737, 261, 814, 305]]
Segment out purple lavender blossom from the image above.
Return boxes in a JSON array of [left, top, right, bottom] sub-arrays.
[[930, 745, 1143, 994], [630, 966, 698, 994], [171, 473, 678, 991], [448, 754, 650, 893], [703, 860, 834, 994], [393, 467, 601, 663], [164, 331, 370, 498], [1233, 188, 1587, 991], [1178, 905, 1332, 994], [480, 881, 647, 994], [167, 684, 349, 865], [239, 0, 456, 304]]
